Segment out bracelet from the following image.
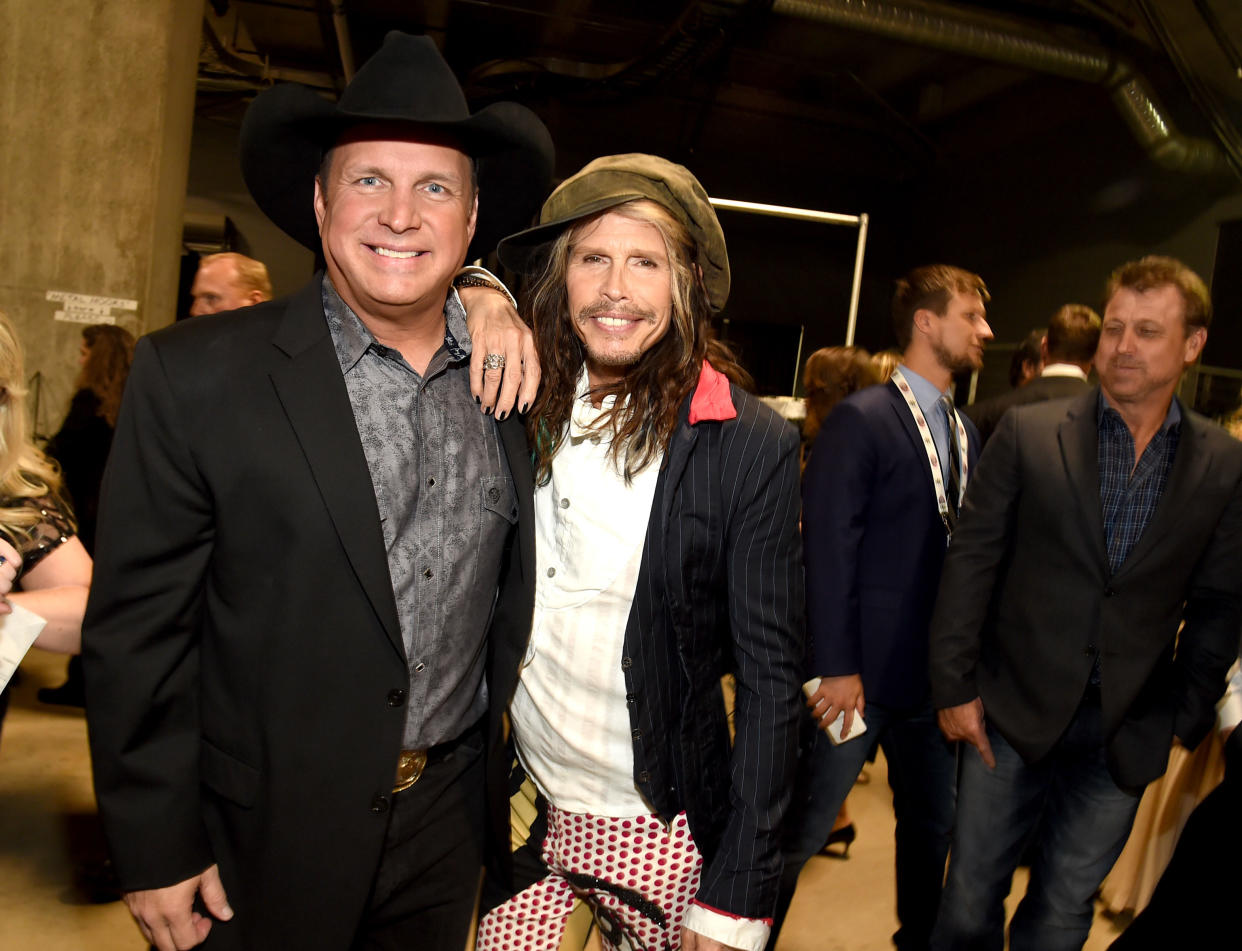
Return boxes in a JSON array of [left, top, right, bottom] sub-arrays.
[[453, 274, 507, 294]]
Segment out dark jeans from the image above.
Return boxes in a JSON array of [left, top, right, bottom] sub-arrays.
[[931, 687, 1141, 951], [771, 699, 956, 950], [353, 723, 487, 951]]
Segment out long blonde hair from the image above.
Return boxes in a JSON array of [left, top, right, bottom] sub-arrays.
[[0, 311, 65, 537]]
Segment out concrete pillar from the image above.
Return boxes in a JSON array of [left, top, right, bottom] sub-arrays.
[[0, 0, 200, 437]]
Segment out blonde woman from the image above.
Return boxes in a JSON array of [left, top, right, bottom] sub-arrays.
[[0, 311, 92, 738]]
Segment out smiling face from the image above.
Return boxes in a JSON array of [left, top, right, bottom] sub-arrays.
[[313, 130, 477, 328], [1097, 284, 1206, 411], [924, 289, 993, 374], [564, 210, 675, 389]]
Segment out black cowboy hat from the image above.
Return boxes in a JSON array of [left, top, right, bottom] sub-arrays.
[[239, 31, 554, 263]]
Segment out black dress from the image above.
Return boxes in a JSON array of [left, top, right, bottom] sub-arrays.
[[45, 389, 112, 555], [0, 496, 77, 735]]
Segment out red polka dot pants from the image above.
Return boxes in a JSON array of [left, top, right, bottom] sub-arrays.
[[477, 805, 704, 951]]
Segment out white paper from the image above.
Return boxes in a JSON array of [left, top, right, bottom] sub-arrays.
[[0, 603, 48, 693], [802, 676, 869, 745]]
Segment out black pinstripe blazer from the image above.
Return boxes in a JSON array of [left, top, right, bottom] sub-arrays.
[[622, 371, 805, 920], [491, 367, 805, 920]]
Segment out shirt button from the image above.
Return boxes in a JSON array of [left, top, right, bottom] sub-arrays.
[[626, 693, 636, 704], [621, 656, 633, 670], [488, 487, 502, 503], [414, 662, 426, 673], [387, 689, 406, 708], [427, 477, 436, 487], [637, 770, 651, 784], [423, 568, 433, 579], [370, 794, 390, 814], [547, 567, 556, 578], [560, 498, 570, 509], [631, 729, 642, 742]]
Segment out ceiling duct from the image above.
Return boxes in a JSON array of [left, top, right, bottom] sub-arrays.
[[771, 0, 1227, 174]]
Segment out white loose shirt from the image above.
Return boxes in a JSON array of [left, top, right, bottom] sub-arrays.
[[510, 373, 661, 817]]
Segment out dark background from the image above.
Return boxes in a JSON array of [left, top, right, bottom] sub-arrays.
[[186, 0, 1242, 401]]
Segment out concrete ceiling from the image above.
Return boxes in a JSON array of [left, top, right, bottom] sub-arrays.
[[196, 0, 1242, 193]]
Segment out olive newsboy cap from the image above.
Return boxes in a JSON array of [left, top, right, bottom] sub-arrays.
[[497, 153, 731, 311]]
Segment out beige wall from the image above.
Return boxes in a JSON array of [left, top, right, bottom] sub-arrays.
[[0, 0, 199, 438]]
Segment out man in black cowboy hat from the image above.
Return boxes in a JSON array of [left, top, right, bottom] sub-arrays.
[[476, 154, 803, 951], [83, 32, 550, 951]]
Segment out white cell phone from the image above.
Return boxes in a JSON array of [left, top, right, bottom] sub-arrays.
[[802, 677, 868, 745]]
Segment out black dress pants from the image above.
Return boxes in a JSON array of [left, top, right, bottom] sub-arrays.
[[354, 724, 486, 951]]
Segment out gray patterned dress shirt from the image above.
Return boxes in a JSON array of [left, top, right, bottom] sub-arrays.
[[322, 276, 517, 748]]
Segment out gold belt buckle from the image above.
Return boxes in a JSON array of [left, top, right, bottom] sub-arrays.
[[394, 749, 428, 793]]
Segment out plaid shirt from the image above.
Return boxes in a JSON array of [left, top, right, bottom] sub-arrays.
[[1098, 394, 1182, 574]]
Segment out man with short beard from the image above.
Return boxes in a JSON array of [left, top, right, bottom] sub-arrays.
[[773, 265, 993, 950], [929, 255, 1242, 951], [476, 154, 804, 951]]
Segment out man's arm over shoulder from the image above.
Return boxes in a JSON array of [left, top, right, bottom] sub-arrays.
[[696, 396, 804, 934], [83, 334, 216, 890], [1172, 425, 1242, 747], [801, 392, 880, 678], [929, 405, 1025, 711]]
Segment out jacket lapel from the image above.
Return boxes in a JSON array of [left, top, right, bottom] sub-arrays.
[[268, 279, 404, 659], [498, 413, 534, 588], [659, 394, 699, 529], [1058, 388, 1110, 570], [886, 380, 935, 484], [1117, 408, 1213, 575]]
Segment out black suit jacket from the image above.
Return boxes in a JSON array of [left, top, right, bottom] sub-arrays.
[[964, 372, 1089, 445], [493, 374, 805, 920], [83, 278, 534, 949], [803, 379, 982, 708], [930, 388, 1242, 788]]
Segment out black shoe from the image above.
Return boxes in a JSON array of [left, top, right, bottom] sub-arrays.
[[74, 858, 122, 904], [820, 823, 856, 858], [37, 683, 85, 708]]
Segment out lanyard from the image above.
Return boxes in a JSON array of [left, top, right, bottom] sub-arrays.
[[890, 368, 969, 538]]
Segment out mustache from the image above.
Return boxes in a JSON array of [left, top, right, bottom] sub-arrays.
[[576, 300, 657, 322]]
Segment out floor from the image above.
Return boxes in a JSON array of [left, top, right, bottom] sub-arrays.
[[0, 648, 1131, 950]]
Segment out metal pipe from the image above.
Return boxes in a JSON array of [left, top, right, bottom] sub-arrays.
[[771, 0, 1226, 174], [709, 196, 870, 355], [709, 196, 862, 225], [845, 212, 869, 347]]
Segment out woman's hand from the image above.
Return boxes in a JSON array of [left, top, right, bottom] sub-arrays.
[[0, 537, 20, 613]]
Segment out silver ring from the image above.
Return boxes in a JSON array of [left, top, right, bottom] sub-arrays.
[[483, 353, 506, 371]]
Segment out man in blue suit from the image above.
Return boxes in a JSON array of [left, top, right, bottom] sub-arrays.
[[772, 265, 992, 950]]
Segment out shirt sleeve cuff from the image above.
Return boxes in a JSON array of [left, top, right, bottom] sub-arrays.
[[454, 265, 518, 309], [1218, 663, 1242, 733], [683, 901, 771, 951]]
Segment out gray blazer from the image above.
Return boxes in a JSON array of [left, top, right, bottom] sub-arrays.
[[930, 387, 1242, 788]]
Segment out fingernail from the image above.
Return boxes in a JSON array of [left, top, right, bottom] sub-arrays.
[[484, 406, 493, 416], [521, 402, 529, 414], [475, 395, 480, 405], [498, 410, 508, 421]]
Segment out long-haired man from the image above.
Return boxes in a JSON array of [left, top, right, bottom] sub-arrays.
[[477, 154, 804, 951]]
